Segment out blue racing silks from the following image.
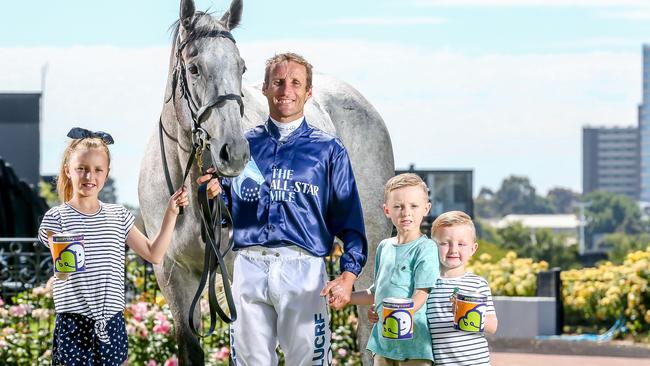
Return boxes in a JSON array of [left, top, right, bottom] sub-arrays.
[[222, 119, 368, 276]]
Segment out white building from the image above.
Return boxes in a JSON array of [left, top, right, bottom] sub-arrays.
[[488, 214, 580, 245]]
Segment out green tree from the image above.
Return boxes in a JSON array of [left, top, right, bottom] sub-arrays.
[[39, 180, 59, 207], [496, 222, 580, 269], [473, 239, 508, 263], [600, 232, 650, 264], [547, 187, 580, 214], [495, 175, 554, 215], [475, 218, 499, 243], [583, 190, 643, 240], [475, 187, 498, 218]]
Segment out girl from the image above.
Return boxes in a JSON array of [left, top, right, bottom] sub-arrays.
[[38, 127, 188, 366]]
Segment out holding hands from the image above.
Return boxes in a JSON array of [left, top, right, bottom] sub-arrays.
[[320, 271, 357, 310]]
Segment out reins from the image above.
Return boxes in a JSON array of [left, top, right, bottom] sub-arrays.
[[159, 24, 244, 338]]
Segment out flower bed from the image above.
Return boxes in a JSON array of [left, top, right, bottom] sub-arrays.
[[468, 251, 549, 297], [468, 248, 650, 341], [562, 247, 650, 340], [0, 276, 362, 365]]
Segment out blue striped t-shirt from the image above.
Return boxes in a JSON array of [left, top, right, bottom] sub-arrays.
[[38, 202, 135, 324]]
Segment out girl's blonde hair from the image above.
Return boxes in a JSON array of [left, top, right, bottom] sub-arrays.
[[430, 210, 476, 241], [56, 138, 111, 203]]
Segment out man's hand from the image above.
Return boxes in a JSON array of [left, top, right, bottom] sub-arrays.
[[320, 271, 357, 309], [197, 167, 222, 199]]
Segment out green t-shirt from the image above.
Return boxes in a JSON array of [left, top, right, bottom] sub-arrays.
[[367, 235, 440, 361]]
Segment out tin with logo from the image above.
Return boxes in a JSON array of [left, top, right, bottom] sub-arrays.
[[453, 292, 487, 332], [381, 297, 414, 339], [50, 233, 86, 273]]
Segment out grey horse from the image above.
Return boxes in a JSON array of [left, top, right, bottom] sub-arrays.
[[138, 0, 394, 364]]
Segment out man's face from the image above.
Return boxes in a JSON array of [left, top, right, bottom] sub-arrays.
[[262, 60, 312, 123]]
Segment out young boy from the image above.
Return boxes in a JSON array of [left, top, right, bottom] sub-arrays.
[[348, 173, 439, 365], [426, 211, 498, 366]]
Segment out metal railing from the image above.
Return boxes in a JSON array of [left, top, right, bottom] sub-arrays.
[[0, 238, 53, 302], [0, 238, 159, 304]]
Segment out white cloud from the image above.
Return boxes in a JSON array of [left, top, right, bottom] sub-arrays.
[[551, 37, 645, 49], [599, 10, 650, 20], [324, 16, 447, 26], [0, 41, 641, 205], [414, 0, 650, 7]]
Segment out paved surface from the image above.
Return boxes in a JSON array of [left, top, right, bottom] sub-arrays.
[[492, 352, 650, 366]]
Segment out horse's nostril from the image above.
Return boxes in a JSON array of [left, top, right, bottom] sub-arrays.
[[219, 144, 231, 163]]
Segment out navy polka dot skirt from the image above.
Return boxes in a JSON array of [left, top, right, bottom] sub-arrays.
[[52, 312, 128, 366]]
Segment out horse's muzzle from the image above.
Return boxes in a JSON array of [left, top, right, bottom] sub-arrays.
[[210, 136, 250, 177]]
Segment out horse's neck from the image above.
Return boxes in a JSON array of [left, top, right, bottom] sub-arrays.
[[160, 95, 194, 171]]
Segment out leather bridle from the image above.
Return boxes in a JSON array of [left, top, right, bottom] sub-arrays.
[[158, 24, 242, 338]]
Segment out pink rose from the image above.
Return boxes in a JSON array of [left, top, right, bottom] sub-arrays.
[[9, 304, 32, 317], [153, 321, 171, 335], [337, 348, 348, 357], [153, 311, 171, 335], [146, 360, 158, 366], [131, 302, 148, 321], [214, 346, 230, 360], [164, 356, 178, 366]]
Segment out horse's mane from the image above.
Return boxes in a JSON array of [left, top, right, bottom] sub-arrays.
[[169, 11, 227, 46]]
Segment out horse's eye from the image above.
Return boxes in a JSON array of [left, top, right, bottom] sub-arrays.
[[188, 65, 199, 75]]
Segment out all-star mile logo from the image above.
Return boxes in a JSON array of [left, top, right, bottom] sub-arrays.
[[232, 159, 264, 203]]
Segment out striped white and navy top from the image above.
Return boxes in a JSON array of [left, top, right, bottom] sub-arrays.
[[426, 272, 496, 366], [38, 202, 135, 324]]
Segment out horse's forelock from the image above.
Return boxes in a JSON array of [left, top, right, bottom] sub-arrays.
[[170, 11, 228, 46]]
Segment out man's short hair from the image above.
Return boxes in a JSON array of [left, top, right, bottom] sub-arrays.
[[383, 173, 429, 202], [431, 211, 476, 241], [263, 52, 313, 89]]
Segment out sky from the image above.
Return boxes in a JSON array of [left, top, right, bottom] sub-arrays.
[[2, 0, 650, 206]]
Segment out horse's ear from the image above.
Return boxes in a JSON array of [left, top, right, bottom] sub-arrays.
[[180, 0, 196, 29], [220, 0, 243, 31]]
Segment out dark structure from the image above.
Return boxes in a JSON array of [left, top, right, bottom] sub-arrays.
[[396, 165, 474, 231], [0, 93, 41, 187], [0, 92, 48, 237], [0, 157, 48, 237]]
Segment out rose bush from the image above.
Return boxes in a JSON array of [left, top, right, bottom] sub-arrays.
[[8, 247, 648, 363], [0, 268, 362, 365]]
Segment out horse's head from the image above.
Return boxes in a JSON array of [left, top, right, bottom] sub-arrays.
[[169, 0, 249, 177]]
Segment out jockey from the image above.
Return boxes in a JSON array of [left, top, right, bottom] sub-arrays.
[[198, 52, 367, 366]]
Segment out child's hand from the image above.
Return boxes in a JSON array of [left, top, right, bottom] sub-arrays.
[[450, 288, 459, 315], [367, 305, 379, 324], [196, 167, 222, 199], [168, 186, 189, 215], [55, 273, 70, 281]]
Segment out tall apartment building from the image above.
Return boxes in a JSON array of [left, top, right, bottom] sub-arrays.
[[582, 126, 640, 200], [639, 44, 650, 201]]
